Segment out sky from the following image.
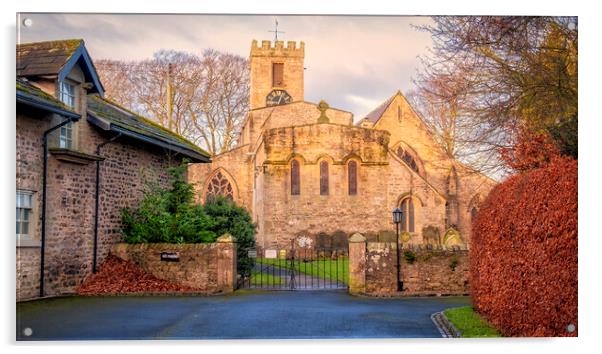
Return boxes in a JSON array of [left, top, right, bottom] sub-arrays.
[[18, 13, 434, 120]]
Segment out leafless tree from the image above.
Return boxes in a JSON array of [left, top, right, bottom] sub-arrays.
[[95, 49, 249, 156], [412, 16, 577, 176]]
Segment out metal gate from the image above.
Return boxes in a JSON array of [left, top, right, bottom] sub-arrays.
[[237, 245, 348, 291]]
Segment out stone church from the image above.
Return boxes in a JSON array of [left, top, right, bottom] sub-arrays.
[[189, 39, 496, 251]]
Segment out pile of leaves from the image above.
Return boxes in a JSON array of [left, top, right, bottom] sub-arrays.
[[470, 156, 577, 337], [76, 255, 201, 295]]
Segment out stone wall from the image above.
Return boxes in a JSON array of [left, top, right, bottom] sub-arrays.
[[348, 233, 469, 296], [249, 40, 305, 110], [16, 108, 184, 301], [110, 235, 236, 293], [400, 246, 469, 294]]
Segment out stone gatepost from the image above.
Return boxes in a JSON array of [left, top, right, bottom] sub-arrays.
[[216, 233, 237, 293], [348, 233, 367, 295]]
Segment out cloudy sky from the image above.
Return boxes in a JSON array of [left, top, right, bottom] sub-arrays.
[[18, 13, 434, 120]]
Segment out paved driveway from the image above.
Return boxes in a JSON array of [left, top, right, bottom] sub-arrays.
[[17, 291, 469, 340]]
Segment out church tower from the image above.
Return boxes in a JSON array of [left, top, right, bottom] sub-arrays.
[[249, 40, 305, 110]]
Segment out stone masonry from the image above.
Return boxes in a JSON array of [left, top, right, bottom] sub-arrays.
[[17, 110, 183, 300], [348, 234, 469, 296], [189, 39, 497, 251], [110, 234, 237, 293]]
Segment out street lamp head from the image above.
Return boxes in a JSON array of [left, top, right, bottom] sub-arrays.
[[392, 207, 402, 224]]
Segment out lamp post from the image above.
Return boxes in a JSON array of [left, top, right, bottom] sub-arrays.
[[392, 207, 403, 292]]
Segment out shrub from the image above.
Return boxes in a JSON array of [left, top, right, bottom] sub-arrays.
[[470, 156, 577, 337], [203, 195, 256, 277], [403, 251, 416, 264], [121, 164, 218, 244], [121, 164, 256, 276], [449, 256, 459, 271]]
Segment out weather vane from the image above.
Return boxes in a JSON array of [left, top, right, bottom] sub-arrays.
[[268, 18, 285, 41]]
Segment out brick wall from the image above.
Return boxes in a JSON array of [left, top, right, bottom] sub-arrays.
[[110, 235, 236, 293]]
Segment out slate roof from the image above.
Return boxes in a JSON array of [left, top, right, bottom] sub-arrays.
[[16, 78, 80, 119], [87, 95, 211, 162], [362, 93, 397, 124], [17, 39, 83, 77]]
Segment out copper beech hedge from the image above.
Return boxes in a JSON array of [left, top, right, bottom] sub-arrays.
[[470, 156, 577, 337]]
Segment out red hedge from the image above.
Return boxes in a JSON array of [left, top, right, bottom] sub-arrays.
[[470, 156, 577, 337]]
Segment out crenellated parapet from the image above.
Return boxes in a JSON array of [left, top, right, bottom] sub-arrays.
[[250, 39, 305, 57]]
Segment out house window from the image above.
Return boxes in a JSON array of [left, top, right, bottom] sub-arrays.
[[205, 171, 234, 200], [59, 122, 73, 149], [400, 198, 415, 232], [272, 63, 284, 87], [320, 161, 329, 195], [348, 161, 357, 195], [59, 81, 76, 109], [58, 81, 76, 149], [291, 160, 300, 195], [16, 191, 33, 238]]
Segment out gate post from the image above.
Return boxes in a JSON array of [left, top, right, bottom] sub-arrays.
[[216, 233, 237, 293], [348, 233, 366, 295]]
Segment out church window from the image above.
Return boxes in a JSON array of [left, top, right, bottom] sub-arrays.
[[206, 171, 234, 201], [396, 146, 419, 174], [272, 63, 284, 87], [348, 161, 357, 195], [400, 198, 415, 232], [291, 160, 300, 195], [320, 161, 329, 195], [471, 207, 478, 223]]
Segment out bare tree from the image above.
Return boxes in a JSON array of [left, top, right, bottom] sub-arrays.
[[412, 16, 577, 175], [95, 49, 249, 156]]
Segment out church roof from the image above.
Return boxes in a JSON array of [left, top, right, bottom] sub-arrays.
[[362, 92, 397, 124]]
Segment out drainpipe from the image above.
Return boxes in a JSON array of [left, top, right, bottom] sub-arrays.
[[93, 133, 122, 273], [40, 117, 79, 298]]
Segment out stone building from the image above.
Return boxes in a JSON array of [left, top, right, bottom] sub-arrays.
[[189, 39, 496, 251], [16, 39, 210, 300]]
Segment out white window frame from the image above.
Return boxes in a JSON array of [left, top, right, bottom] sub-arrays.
[[58, 80, 77, 149], [59, 122, 73, 149], [16, 190, 34, 240], [59, 81, 76, 109]]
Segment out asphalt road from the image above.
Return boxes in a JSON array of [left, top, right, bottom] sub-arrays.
[[16, 291, 470, 340]]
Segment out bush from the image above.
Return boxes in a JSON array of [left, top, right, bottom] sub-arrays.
[[203, 195, 256, 277], [121, 163, 256, 276], [122, 164, 218, 244], [403, 251, 416, 264], [470, 156, 577, 337]]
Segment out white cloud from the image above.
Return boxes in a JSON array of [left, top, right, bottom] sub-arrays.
[[19, 14, 434, 117]]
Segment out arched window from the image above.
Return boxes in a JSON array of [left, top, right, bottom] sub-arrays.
[[320, 161, 329, 195], [396, 146, 419, 174], [348, 161, 357, 195], [206, 171, 234, 200], [291, 160, 300, 195], [400, 198, 415, 232], [470, 207, 478, 223]]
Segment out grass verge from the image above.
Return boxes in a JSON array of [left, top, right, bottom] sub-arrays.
[[257, 257, 349, 285], [443, 306, 501, 337], [250, 270, 283, 286]]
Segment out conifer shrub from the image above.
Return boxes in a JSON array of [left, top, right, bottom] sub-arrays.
[[470, 156, 577, 337], [121, 163, 256, 276]]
